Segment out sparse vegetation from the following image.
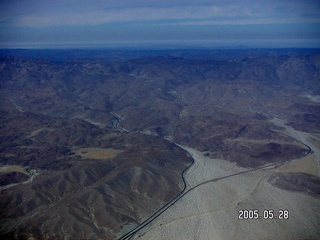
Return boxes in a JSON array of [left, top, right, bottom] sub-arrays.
[[0, 49, 319, 239]]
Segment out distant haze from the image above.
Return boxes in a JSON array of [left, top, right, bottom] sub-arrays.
[[1, 0, 320, 48]]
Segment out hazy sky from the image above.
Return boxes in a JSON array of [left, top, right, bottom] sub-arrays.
[[1, 0, 320, 48]]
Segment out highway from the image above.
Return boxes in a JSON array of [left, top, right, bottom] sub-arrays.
[[118, 137, 312, 240]]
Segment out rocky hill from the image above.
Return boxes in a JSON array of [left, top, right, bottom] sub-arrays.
[[0, 49, 319, 239]]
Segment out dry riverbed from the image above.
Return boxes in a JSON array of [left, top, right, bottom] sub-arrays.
[[131, 119, 320, 240]]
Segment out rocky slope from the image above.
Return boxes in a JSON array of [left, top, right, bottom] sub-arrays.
[[0, 48, 319, 239]]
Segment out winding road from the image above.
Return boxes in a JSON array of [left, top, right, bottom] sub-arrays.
[[118, 122, 313, 240]]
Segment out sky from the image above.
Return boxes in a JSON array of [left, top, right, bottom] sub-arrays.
[[0, 0, 320, 48]]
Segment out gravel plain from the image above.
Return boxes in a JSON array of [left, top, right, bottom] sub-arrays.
[[131, 119, 320, 240]]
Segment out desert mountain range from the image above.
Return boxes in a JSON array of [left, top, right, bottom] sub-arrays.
[[0, 49, 319, 239]]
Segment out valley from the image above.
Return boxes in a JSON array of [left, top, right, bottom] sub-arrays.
[[0, 48, 319, 239], [128, 119, 320, 240]]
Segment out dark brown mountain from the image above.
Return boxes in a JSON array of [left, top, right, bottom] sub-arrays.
[[0, 49, 319, 239]]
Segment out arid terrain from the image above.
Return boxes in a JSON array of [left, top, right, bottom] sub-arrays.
[[130, 121, 320, 240], [0, 48, 319, 239]]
